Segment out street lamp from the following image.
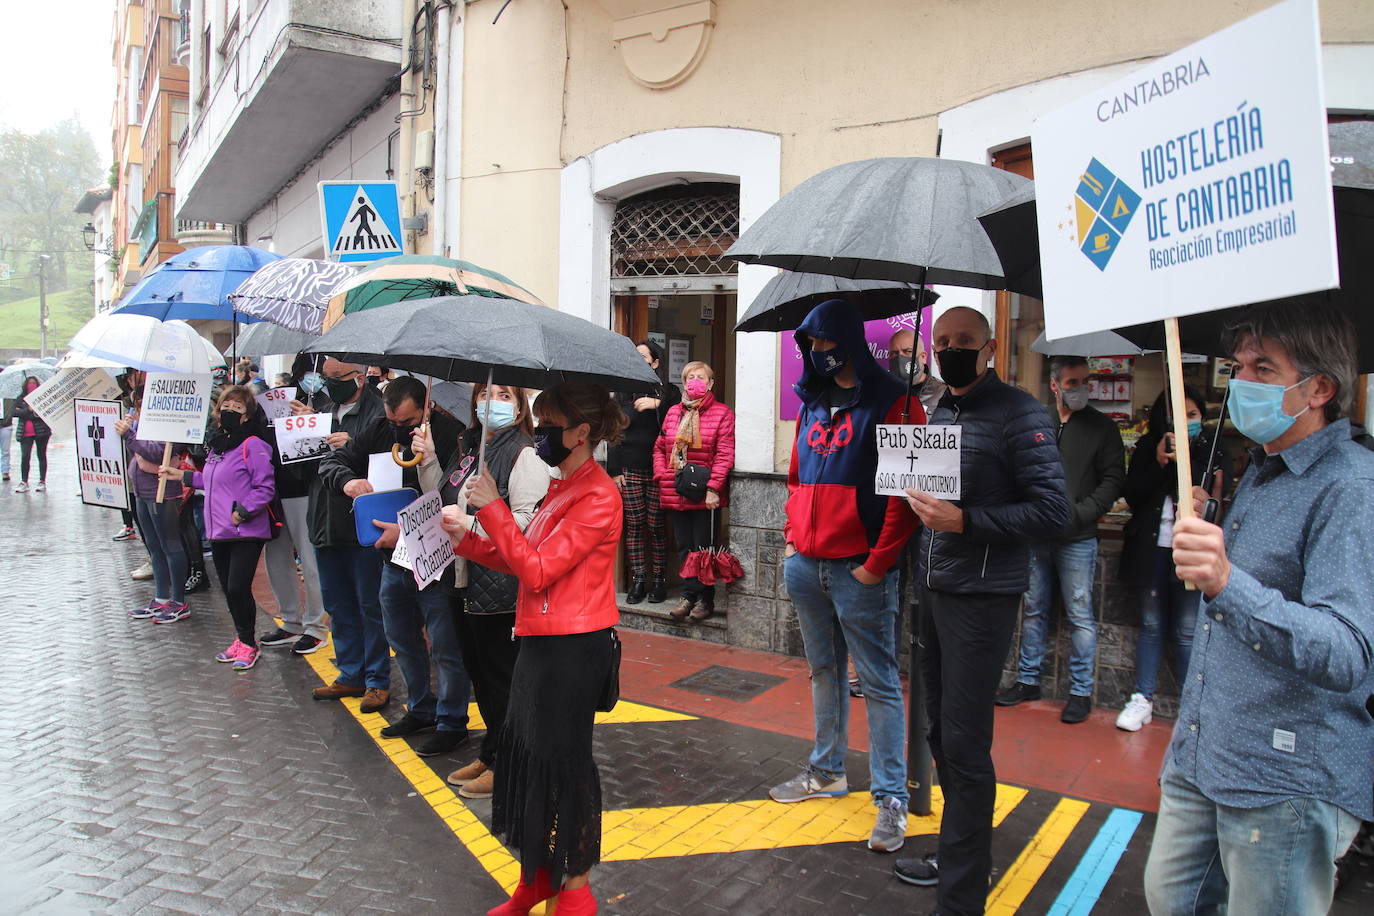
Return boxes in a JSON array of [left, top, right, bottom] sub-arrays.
[[82, 222, 116, 257]]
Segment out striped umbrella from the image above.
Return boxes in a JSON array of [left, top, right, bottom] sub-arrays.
[[322, 254, 542, 332], [227, 258, 357, 334]]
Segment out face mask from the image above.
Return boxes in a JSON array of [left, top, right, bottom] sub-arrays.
[[478, 400, 518, 430], [533, 425, 573, 467], [684, 378, 709, 400], [25, 381, 39, 394], [299, 372, 326, 394], [935, 343, 987, 389], [324, 376, 359, 404], [219, 410, 244, 431], [390, 422, 418, 446], [889, 354, 912, 378], [1187, 419, 1203, 440], [366, 376, 382, 388], [1227, 376, 1311, 445], [809, 347, 846, 378], [1060, 386, 1090, 412]]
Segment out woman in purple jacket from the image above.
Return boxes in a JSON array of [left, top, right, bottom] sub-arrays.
[[118, 388, 190, 623], [162, 386, 277, 670]]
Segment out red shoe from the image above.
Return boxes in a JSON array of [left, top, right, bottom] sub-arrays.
[[551, 885, 597, 915], [488, 870, 556, 916]]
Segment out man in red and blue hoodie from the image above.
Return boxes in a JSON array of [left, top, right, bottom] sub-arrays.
[[769, 299, 923, 854]]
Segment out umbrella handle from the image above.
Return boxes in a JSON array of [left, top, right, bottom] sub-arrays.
[[390, 375, 434, 468]]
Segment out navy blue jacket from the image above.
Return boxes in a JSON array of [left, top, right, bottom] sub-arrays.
[[918, 369, 1069, 594]]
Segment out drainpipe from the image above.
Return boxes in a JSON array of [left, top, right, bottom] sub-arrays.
[[398, 0, 418, 255], [432, 1, 453, 256]]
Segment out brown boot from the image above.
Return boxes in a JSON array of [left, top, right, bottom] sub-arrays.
[[359, 688, 391, 713], [689, 599, 714, 622], [459, 768, 496, 799], [447, 759, 489, 787], [669, 598, 696, 620], [312, 681, 365, 701]]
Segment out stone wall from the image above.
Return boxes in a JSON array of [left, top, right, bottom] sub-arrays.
[[696, 471, 1184, 717]]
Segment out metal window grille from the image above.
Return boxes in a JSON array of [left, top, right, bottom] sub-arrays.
[[611, 182, 740, 278]]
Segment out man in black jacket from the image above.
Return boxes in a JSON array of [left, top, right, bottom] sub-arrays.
[[996, 355, 1124, 724], [894, 307, 1069, 915], [292, 359, 392, 711]]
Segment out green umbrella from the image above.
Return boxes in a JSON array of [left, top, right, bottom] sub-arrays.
[[321, 254, 542, 332]]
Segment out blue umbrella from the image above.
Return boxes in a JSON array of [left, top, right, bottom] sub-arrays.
[[112, 245, 282, 323]]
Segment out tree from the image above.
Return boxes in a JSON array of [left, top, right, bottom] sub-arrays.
[[0, 117, 101, 289]]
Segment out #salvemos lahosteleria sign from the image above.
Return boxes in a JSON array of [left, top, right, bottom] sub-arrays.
[[1032, 0, 1337, 339], [318, 181, 404, 263]]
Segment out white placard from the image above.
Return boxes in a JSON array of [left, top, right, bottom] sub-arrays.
[[136, 372, 213, 444], [255, 386, 297, 421], [273, 412, 333, 463], [367, 452, 403, 492], [874, 425, 962, 500], [397, 491, 453, 589], [25, 368, 121, 430], [1033, 0, 1336, 339], [73, 398, 129, 510], [390, 534, 414, 570]]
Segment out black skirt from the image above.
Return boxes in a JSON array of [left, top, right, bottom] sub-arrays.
[[493, 627, 613, 884]]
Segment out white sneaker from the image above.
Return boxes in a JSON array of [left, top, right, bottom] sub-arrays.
[[1116, 693, 1153, 732], [13, 482, 28, 493], [130, 561, 154, 581]]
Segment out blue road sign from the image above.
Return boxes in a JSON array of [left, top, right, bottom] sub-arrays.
[[318, 181, 405, 263]]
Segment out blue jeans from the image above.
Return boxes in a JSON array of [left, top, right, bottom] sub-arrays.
[[1134, 546, 1200, 698], [1144, 764, 1362, 915], [378, 563, 471, 731], [783, 553, 907, 805], [1017, 540, 1099, 696], [0, 424, 10, 474], [135, 496, 187, 603], [314, 545, 390, 689]]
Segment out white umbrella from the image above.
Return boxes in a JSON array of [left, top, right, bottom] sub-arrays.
[[1030, 329, 1147, 358], [68, 314, 223, 375]]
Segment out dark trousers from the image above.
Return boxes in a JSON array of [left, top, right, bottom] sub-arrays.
[[211, 540, 266, 647], [19, 434, 48, 482], [920, 587, 1020, 916], [670, 508, 715, 602], [180, 497, 206, 575], [622, 468, 668, 580], [454, 601, 520, 766], [135, 496, 187, 603]]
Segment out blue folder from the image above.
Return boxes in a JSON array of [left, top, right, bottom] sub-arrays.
[[353, 488, 419, 547]]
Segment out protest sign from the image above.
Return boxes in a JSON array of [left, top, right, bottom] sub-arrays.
[[136, 373, 213, 444], [274, 412, 333, 463], [874, 424, 962, 500], [397, 491, 454, 589], [367, 452, 403, 493], [1032, 0, 1335, 339], [73, 398, 129, 510], [255, 386, 297, 422], [26, 368, 122, 430]]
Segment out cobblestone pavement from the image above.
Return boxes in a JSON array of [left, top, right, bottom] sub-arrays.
[[3, 454, 1371, 915]]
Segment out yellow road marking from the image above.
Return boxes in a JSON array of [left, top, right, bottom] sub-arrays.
[[602, 784, 1028, 860], [986, 796, 1092, 915]]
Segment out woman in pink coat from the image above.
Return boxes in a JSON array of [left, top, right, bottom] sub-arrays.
[[653, 360, 735, 621]]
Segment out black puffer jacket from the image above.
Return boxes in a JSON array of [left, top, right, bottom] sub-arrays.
[[918, 370, 1070, 595], [306, 386, 388, 548]]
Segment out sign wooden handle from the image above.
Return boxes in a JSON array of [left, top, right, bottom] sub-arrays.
[[1164, 318, 1199, 591], [154, 441, 173, 504]]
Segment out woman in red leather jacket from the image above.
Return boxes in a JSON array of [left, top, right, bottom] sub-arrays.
[[442, 380, 627, 916]]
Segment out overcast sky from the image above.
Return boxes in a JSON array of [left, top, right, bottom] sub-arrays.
[[1, 2, 116, 158]]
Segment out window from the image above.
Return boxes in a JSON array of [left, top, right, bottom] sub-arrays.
[[610, 182, 740, 279], [127, 48, 144, 125]]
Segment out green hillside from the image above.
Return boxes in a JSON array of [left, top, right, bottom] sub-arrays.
[[0, 287, 97, 350]]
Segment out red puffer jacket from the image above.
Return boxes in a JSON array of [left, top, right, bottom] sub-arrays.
[[653, 394, 736, 512], [455, 458, 621, 637]]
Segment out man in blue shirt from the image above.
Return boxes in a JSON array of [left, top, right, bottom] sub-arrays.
[[1144, 303, 1374, 916]]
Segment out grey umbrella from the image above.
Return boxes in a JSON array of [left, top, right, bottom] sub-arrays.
[[725, 157, 1030, 288], [735, 272, 937, 332], [1030, 329, 1146, 358], [975, 182, 1041, 298], [303, 294, 662, 393], [235, 320, 317, 358]]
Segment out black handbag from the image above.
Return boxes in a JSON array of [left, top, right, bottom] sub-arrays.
[[673, 462, 710, 503], [596, 628, 621, 713]]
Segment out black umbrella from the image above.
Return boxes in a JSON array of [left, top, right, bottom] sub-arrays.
[[734, 272, 938, 332], [974, 182, 1041, 298], [235, 320, 317, 358], [303, 294, 662, 393], [725, 157, 1030, 288]]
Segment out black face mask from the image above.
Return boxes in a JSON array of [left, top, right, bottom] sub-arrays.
[[324, 377, 359, 405], [366, 376, 383, 388], [219, 410, 244, 431], [391, 422, 419, 446], [533, 425, 572, 468], [935, 344, 987, 389]]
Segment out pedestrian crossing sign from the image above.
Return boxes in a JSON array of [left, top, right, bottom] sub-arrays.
[[318, 181, 405, 263]]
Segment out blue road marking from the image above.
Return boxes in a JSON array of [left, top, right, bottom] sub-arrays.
[[1046, 807, 1145, 916]]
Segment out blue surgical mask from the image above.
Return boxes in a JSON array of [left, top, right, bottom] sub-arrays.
[[810, 347, 846, 377], [1227, 376, 1311, 445], [1186, 419, 1203, 440], [299, 372, 325, 394], [477, 399, 518, 431]]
